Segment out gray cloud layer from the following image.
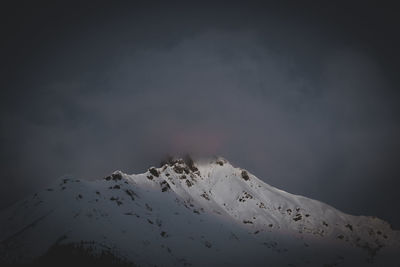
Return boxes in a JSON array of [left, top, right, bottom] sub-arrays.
[[1, 2, 399, 228]]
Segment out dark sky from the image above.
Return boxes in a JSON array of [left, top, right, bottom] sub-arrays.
[[1, 1, 400, 228]]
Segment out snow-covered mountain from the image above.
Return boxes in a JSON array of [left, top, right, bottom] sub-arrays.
[[1, 157, 399, 266]]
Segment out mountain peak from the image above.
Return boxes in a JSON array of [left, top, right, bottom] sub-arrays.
[[1, 157, 399, 266]]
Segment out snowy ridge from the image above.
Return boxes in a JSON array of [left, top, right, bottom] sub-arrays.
[[0, 157, 399, 266]]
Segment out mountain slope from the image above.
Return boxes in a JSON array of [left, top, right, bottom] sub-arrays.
[[1, 157, 399, 266]]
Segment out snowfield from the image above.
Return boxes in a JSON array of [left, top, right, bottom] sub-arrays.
[[1, 157, 399, 266]]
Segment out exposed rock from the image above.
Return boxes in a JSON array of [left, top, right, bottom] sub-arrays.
[[149, 167, 159, 177], [241, 170, 250, 181]]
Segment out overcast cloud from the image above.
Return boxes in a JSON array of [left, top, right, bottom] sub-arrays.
[[1, 1, 399, 228]]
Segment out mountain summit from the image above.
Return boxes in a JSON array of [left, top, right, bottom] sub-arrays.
[[1, 157, 399, 266]]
